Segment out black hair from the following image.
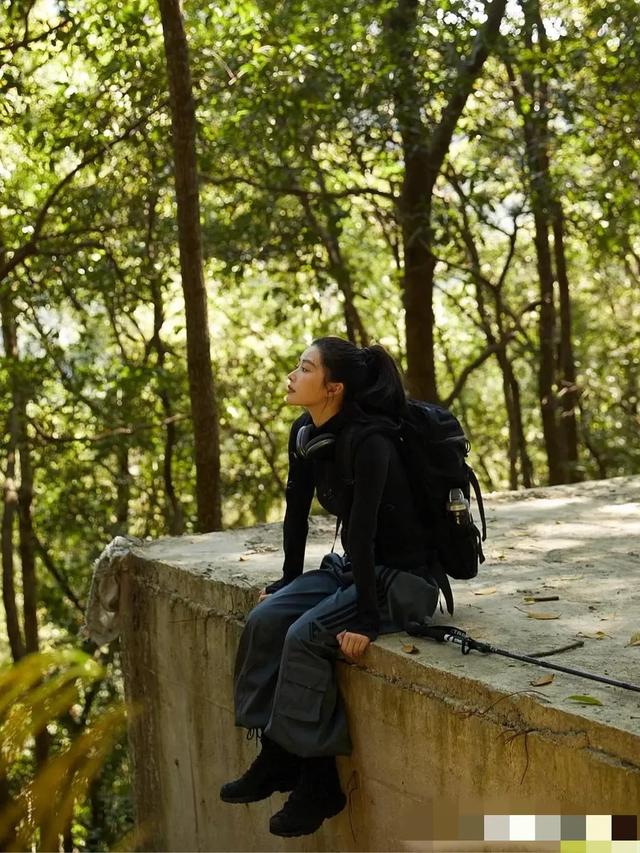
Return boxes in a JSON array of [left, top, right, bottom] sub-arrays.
[[311, 336, 408, 420]]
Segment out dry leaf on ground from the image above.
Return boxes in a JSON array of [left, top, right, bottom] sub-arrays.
[[402, 643, 419, 654], [530, 674, 555, 686], [627, 632, 640, 647], [577, 631, 611, 640], [527, 611, 561, 620], [474, 587, 497, 595]]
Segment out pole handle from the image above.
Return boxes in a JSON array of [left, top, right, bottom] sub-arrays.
[[406, 622, 492, 654]]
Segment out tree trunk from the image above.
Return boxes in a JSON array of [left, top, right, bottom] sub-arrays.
[[493, 290, 535, 489], [0, 287, 25, 662], [470, 248, 521, 489], [496, 352, 519, 489], [157, 0, 222, 531], [507, 363, 535, 488], [17, 425, 38, 657], [111, 441, 130, 537], [552, 203, 581, 481], [384, 0, 439, 401], [532, 207, 566, 484], [508, 0, 568, 484], [1, 285, 49, 771], [144, 187, 185, 535], [14, 331, 50, 768], [450, 174, 533, 490], [150, 277, 185, 535], [385, 0, 507, 401]]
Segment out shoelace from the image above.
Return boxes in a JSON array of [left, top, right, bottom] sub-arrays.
[[246, 727, 263, 746]]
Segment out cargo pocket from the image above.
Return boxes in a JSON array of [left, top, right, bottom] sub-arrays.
[[279, 660, 330, 723]]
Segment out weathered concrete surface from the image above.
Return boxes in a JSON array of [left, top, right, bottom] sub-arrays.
[[117, 476, 640, 852]]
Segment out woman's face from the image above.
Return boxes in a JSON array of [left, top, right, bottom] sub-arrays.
[[286, 345, 337, 407]]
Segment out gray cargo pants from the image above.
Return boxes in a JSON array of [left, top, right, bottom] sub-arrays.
[[233, 554, 439, 757]]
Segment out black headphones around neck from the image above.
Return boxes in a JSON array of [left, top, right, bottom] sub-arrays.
[[295, 423, 336, 459]]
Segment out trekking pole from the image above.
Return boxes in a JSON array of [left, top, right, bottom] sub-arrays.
[[406, 623, 640, 694]]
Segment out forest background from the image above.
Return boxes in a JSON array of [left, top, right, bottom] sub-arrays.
[[1, 0, 639, 848]]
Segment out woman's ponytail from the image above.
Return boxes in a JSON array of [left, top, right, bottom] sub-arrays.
[[312, 336, 408, 420], [353, 344, 408, 419]]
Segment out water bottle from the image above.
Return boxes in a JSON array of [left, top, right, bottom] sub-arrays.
[[447, 488, 471, 527]]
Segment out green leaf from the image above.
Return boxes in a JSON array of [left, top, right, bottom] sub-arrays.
[[567, 695, 603, 706]]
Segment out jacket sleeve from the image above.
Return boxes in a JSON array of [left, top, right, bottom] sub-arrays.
[[265, 415, 315, 593], [342, 432, 391, 640]]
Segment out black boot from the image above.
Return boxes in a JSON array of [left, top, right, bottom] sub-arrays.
[[220, 730, 301, 804], [269, 755, 347, 837]]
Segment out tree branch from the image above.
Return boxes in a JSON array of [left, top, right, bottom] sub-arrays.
[[200, 172, 396, 202], [33, 533, 84, 614], [443, 334, 516, 408], [29, 414, 189, 446], [427, 0, 508, 181], [0, 100, 167, 281], [0, 19, 71, 54]]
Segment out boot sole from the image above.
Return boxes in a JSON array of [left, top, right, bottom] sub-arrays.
[[269, 793, 347, 837]]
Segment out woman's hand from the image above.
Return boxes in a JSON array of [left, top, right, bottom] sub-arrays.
[[336, 630, 370, 661], [257, 588, 270, 602]]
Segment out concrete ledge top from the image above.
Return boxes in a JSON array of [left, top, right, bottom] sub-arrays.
[[130, 475, 640, 753]]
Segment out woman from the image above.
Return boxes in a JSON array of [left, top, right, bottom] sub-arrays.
[[220, 336, 440, 838]]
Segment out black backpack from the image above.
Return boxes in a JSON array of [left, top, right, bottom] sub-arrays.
[[332, 400, 487, 614]]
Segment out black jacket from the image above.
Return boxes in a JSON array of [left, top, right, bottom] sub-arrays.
[[268, 404, 434, 639]]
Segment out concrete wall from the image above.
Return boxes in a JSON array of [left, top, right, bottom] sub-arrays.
[[114, 479, 640, 851]]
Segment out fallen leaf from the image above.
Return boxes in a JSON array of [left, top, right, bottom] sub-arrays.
[[474, 587, 497, 595], [627, 632, 640, 647], [402, 643, 419, 655], [527, 611, 561, 620], [567, 694, 603, 706], [577, 631, 611, 640], [530, 674, 555, 686]]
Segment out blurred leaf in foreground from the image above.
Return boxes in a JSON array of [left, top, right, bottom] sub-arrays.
[[0, 649, 131, 852]]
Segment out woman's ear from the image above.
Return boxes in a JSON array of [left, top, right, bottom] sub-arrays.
[[327, 382, 344, 398]]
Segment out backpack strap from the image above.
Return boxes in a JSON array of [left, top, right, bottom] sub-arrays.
[[429, 558, 454, 615], [331, 418, 399, 552], [330, 514, 342, 554], [331, 423, 360, 551], [467, 467, 487, 542]]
